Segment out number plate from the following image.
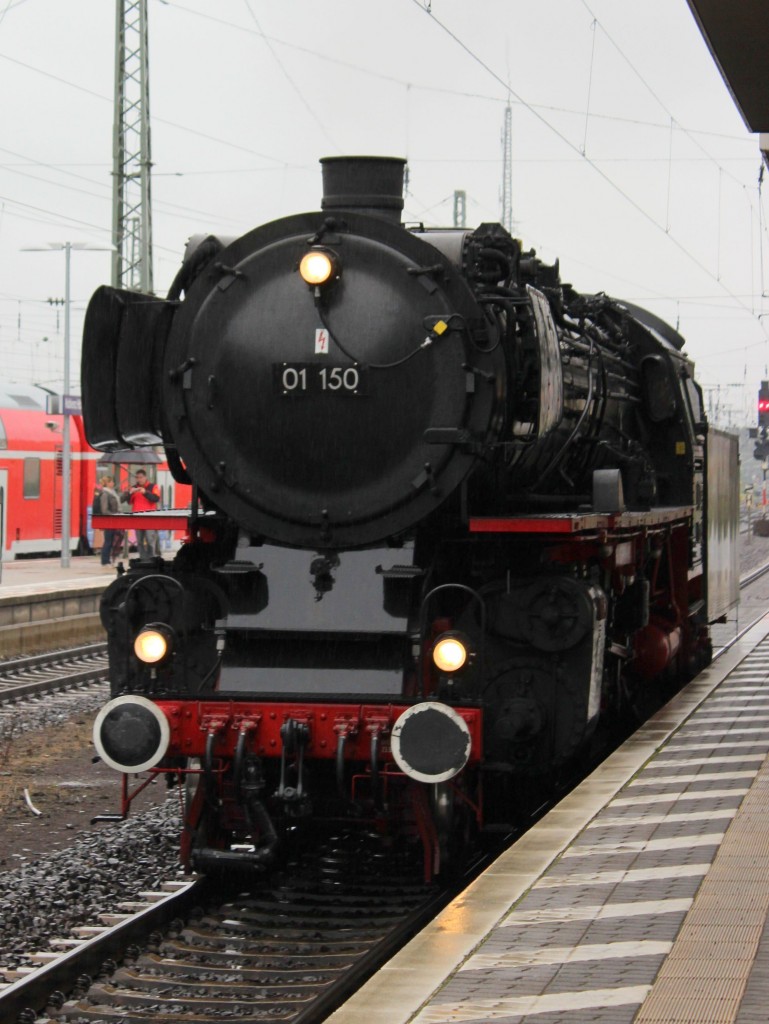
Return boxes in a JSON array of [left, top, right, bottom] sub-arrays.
[[274, 363, 368, 396]]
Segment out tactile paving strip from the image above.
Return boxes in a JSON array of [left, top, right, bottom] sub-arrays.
[[635, 752, 769, 1023]]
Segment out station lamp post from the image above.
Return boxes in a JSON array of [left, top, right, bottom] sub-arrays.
[[22, 242, 112, 567]]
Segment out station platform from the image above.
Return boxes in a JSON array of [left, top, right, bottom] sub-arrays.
[[0, 541, 185, 656], [0, 556, 115, 657], [0, 554, 115, 597], [328, 613, 769, 1024]]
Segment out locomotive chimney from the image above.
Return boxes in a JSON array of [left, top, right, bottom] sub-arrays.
[[320, 155, 406, 223]]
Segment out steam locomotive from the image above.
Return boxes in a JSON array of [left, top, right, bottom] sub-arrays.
[[85, 156, 739, 878]]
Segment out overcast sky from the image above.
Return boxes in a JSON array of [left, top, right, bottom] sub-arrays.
[[0, 0, 766, 426]]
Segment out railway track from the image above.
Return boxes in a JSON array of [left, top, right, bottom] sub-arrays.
[[710, 558, 769, 657], [1, 832, 458, 1024], [0, 643, 107, 703], [737, 559, 769, 590]]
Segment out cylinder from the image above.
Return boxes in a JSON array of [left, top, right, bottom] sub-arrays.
[[632, 623, 681, 678]]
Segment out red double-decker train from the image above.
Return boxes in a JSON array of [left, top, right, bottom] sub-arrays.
[[0, 384, 96, 560], [0, 384, 187, 562]]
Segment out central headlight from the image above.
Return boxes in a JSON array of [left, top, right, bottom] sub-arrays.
[[299, 248, 338, 286]]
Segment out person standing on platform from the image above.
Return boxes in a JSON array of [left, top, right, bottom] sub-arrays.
[[122, 468, 160, 559], [99, 476, 120, 566], [92, 477, 104, 519], [91, 476, 105, 555]]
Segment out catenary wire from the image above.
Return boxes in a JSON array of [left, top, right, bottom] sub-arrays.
[[408, 0, 768, 337]]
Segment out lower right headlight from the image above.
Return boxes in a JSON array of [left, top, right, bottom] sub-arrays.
[[432, 631, 471, 673]]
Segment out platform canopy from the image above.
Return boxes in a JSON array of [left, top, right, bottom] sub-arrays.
[[686, 1, 769, 132]]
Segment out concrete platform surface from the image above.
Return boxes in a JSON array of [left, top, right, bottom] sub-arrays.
[[328, 614, 769, 1024], [0, 555, 115, 595]]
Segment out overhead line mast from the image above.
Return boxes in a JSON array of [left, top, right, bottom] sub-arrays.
[[500, 103, 513, 235], [112, 0, 154, 292], [453, 190, 466, 228]]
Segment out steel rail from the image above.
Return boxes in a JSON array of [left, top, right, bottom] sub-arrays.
[[0, 859, 467, 1024], [0, 878, 207, 1024], [738, 559, 769, 590], [0, 642, 108, 703]]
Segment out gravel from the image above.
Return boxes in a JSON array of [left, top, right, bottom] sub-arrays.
[[0, 796, 183, 976], [0, 679, 185, 974], [0, 683, 109, 741]]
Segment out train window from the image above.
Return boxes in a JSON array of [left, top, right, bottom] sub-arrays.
[[23, 458, 40, 499], [0, 415, 5, 448]]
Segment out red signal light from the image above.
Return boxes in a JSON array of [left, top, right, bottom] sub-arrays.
[[759, 385, 769, 428]]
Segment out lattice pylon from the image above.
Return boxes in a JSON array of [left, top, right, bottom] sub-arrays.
[[112, 0, 154, 292], [500, 104, 513, 235]]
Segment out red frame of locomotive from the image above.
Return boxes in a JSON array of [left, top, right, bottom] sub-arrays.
[[152, 700, 483, 763]]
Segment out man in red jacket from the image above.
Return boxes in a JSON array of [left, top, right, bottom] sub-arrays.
[[123, 468, 160, 558]]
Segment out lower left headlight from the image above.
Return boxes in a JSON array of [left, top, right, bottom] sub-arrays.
[[93, 695, 171, 773], [134, 623, 174, 665]]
